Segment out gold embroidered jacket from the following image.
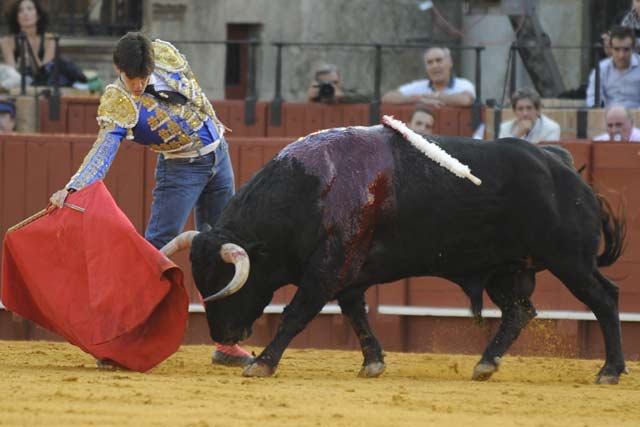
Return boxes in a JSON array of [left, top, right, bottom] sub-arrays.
[[67, 40, 224, 190]]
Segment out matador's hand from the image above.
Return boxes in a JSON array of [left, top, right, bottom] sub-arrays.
[[49, 189, 69, 208]]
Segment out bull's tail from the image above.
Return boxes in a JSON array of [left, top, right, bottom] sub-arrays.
[[596, 193, 626, 267]]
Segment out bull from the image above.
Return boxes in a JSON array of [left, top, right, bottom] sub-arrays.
[[163, 122, 626, 384]]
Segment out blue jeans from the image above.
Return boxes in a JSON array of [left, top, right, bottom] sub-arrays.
[[145, 138, 235, 249]]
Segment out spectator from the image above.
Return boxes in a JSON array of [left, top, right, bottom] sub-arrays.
[[306, 63, 344, 104], [0, 0, 55, 86], [498, 88, 561, 143], [408, 105, 435, 135], [382, 47, 475, 107], [594, 104, 640, 141], [0, 98, 16, 132], [587, 26, 640, 108]]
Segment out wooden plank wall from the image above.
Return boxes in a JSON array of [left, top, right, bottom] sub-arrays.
[[38, 98, 480, 138]]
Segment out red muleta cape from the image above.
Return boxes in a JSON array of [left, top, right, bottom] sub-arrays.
[[1, 181, 189, 372]]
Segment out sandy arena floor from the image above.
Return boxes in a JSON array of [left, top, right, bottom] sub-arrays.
[[0, 340, 638, 426]]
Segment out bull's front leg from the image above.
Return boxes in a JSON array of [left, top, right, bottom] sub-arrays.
[[338, 291, 385, 378], [243, 288, 327, 377]]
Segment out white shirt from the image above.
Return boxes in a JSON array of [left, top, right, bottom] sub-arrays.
[[498, 114, 561, 144], [148, 73, 172, 92], [594, 127, 640, 142], [398, 77, 476, 99]]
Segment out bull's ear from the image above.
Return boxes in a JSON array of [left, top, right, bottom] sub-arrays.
[[245, 241, 268, 259]]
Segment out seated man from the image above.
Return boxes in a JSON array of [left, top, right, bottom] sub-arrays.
[[408, 104, 435, 135], [382, 47, 475, 107], [498, 88, 560, 143], [587, 26, 640, 108], [306, 63, 344, 104], [0, 98, 16, 132], [594, 104, 640, 141]]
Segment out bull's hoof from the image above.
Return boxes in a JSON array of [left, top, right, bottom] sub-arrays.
[[595, 374, 620, 385], [472, 361, 498, 381], [358, 361, 386, 378], [242, 362, 275, 377]]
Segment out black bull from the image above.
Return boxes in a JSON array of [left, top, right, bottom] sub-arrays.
[[183, 125, 626, 383]]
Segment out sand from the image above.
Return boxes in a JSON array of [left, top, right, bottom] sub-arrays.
[[0, 340, 638, 426]]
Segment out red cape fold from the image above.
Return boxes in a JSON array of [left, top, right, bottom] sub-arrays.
[[1, 181, 189, 372]]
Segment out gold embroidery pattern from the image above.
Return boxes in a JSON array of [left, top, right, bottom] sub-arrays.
[[139, 95, 157, 112], [151, 132, 202, 153], [158, 128, 173, 143], [166, 121, 182, 135], [147, 114, 169, 132], [97, 85, 138, 128], [153, 40, 187, 72]]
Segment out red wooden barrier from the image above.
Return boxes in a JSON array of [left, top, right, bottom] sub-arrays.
[[591, 142, 640, 312], [38, 97, 481, 140], [39, 98, 270, 137]]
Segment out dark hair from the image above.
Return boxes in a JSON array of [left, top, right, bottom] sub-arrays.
[[112, 32, 155, 78], [410, 104, 435, 121], [609, 25, 635, 46], [510, 87, 541, 111], [4, 0, 49, 35]]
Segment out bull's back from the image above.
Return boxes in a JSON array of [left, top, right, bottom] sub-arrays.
[[373, 136, 593, 277]]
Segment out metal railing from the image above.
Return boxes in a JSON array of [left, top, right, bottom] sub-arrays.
[[269, 42, 485, 127], [26, 37, 611, 131]]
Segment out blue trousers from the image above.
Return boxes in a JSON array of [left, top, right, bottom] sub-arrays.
[[145, 138, 235, 249]]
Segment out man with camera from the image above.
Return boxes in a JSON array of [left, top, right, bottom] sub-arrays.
[[307, 63, 344, 103]]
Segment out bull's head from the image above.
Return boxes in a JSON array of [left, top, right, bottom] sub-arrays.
[[161, 231, 270, 344]]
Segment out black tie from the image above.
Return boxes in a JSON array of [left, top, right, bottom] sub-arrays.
[[144, 84, 187, 105]]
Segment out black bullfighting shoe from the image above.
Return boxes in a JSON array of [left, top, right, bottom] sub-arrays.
[[211, 344, 254, 367]]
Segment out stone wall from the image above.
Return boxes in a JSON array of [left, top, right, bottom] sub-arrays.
[[143, 0, 463, 101], [141, 0, 586, 103]]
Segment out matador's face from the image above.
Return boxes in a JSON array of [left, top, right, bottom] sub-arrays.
[[114, 66, 150, 97]]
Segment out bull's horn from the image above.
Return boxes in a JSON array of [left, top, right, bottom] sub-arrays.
[[203, 243, 250, 302], [160, 231, 200, 257]]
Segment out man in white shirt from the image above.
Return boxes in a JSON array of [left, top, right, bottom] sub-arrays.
[[594, 104, 640, 141], [382, 47, 475, 107], [498, 88, 560, 143]]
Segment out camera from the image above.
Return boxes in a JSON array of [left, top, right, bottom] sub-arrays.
[[317, 81, 335, 100]]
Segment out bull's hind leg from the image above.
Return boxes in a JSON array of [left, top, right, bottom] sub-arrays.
[[473, 269, 536, 381], [337, 291, 386, 378], [550, 265, 626, 384]]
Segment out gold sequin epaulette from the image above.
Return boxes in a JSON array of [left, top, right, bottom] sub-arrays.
[[97, 84, 138, 130], [153, 39, 187, 73]]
